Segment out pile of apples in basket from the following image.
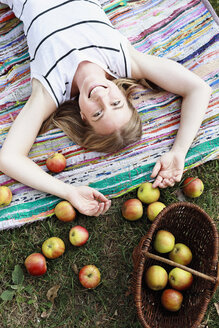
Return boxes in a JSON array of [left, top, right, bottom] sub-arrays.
[[145, 230, 192, 312], [121, 174, 204, 312]]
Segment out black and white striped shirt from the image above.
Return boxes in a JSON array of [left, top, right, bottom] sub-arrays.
[[2, 0, 131, 106]]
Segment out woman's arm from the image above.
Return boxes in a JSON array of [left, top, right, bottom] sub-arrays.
[[129, 45, 212, 188], [0, 79, 111, 215]]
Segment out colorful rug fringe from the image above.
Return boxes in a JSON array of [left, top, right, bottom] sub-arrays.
[[0, 0, 218, 229]]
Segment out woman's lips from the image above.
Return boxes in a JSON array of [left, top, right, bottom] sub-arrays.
[[88, 85, 106, 98]]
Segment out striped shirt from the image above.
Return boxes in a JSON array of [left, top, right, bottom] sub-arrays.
[[2, 0, 131, 106]]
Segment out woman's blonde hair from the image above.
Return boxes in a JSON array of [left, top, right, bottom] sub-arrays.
[[40, 79, 145, 153]]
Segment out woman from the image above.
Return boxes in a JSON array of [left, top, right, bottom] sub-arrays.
[[0, 0, 211, 216]]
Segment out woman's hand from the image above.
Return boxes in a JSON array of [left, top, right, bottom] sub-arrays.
[[67, 186, 111, 217], [151, 151, 185, 188]]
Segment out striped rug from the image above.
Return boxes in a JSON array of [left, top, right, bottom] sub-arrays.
[[0, 0, 218, 230]]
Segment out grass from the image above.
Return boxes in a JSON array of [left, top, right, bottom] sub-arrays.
[[0, 1, 219, 327], [0, 160, 218, 328]]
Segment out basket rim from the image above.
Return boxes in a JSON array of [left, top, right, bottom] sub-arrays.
[[132, 201, 219, 328]]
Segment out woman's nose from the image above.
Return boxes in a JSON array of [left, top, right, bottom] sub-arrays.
[[91, 88, 109, 105]]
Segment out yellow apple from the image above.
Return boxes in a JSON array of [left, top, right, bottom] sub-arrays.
[[0, 186, 12, 207], [169, 268, 193, 291], [55, 201, 76, 222], [145, 265, 168, 291], [154, 230, 175, 253], [147, 201, 166, 221], [137, 182, 160, 204], [122, 198, 143, 221], [42, 237, 65, 259], [169, 243, 192, 265]]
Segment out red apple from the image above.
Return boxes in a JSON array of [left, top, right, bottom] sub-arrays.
[[122, 198, 143, 221], [145, 265, 168, 291], [182, 177, 204, 198], [24, 253, 47, 276], [169, 267, 193, 291], [137, 182, 160, 204], [0, 186, 12, 207], [169, 243, 192, 265], [42, 237, 65, 259], [55, 201, 76, 222], [69, 225, 89, 246], [46, 152, 66, 173], [161, 289, 183, 312], [79, 265, 101, 289], [153, 230, 175, 253], [147, 201, 166, 222]]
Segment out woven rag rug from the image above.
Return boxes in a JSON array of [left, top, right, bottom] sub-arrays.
[[0, 0, 218, 230]]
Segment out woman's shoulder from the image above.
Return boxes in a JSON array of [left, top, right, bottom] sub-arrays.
[[127, 43, 145, 78]]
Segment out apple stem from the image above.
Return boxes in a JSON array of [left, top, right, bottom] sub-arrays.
[[143, 251, 217, 283]]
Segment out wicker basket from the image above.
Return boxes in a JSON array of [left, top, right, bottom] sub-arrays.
[[132, 202, 218, 328]]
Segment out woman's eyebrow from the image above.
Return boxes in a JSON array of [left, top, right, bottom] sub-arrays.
[[93, 103, 125, 122]]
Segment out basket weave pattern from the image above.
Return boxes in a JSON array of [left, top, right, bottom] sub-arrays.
[[132, 202, 218, 328]]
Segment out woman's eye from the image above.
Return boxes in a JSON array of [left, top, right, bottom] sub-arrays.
[[93, 110, 102, 117], [112, 100, 120, 106]]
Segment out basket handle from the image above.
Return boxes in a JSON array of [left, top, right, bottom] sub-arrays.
[[143, 251, 217, 283]]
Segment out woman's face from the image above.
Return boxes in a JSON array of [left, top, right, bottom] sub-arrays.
[[78, 77, 132, 135]]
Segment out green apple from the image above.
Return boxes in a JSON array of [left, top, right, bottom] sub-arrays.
[[122, 198, 143, 221], [169, 267, 193, 290], [169, 243, 192, 265], [161, 289, 183, 312], [137, 182, 160, 204], [147, 201, 166, 222], [154, 230, 175, 253], [145, 265, 168, 291]]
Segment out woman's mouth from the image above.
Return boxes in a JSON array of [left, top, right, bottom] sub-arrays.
[[88, 85, 107, 98]]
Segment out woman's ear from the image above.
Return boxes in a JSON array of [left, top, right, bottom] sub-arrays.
[[80, 111, 87, 122]]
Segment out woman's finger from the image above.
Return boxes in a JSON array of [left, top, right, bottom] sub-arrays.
[[102, 200, 111, 214], [152, 175, 163, 188], [151, 161, 161, 178], [94, 202, 105, 217], [93, 189, 109, 202]]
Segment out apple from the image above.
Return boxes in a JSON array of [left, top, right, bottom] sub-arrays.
[[145, 265, 168, 291], [0, 186, 12, 206], [46, 152, 66, 173], [169, 243, 192, 265], [55, 201, 76, 222], [137, 182, 160, 204], [161, 289, 183, 312], [24, 253, 47, 276], [42, 237, 65, 259], [169, 267, 193, 290], [121, 198, 143, 221], [147, 201, 166, 222], [79, 265, 101, 289], [153, 230, 175, 253], [182, 177, 204, 198], [69, 225, 89, 246]]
